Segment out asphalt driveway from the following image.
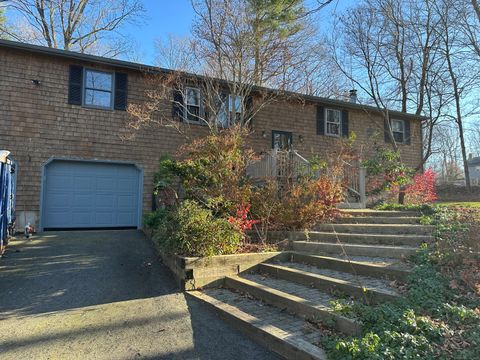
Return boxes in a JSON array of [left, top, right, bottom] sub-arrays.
[[0, 230, 279, 360]]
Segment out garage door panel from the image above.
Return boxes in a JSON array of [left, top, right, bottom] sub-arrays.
[[118, 178, 136, 191], [95, 212, 114, 226], [74, 176, 94, 191], [43, 161, 141, 229], [96, 177, 116, 191], [73, 194, 95, 207], [49, 193, 70, 207], [48, 175, 73, 190], [72, 212, 93, 226], [117, 212, 136, 225], [117, 195, 135, 208], [95, 194, 115, 208]]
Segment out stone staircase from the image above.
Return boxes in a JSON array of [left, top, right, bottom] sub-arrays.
[[188, 210, 432, 360]]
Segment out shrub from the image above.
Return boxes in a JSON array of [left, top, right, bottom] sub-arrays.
[[362, 147, 413, 194], [250, 176, 344, 234], [403, 168, 437, 204], [169, 125, 255, 216], [279, 176, 344, 229], [144, 208, 170, 230], [153, 200, 243, 257]]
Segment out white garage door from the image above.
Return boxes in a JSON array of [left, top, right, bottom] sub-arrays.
[[42, 160, 141, 230]]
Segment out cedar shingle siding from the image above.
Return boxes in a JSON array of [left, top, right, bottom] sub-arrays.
[[0, 44, 423, 228]]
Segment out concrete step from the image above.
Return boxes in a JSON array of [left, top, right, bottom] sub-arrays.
[[314, 224, 434, 236], [224, 275, 362, 336], [292, 231, 429, 247], [258, 263, 401, 304], [292, 241, 418, 259], [340, 210, 421, 217], [188, 288, 328, 360], [335, 216, 421, 224], [287, 252, 412, 282]]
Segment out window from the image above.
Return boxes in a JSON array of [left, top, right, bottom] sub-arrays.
[[185, 87, 201, 122], [391, 119, 405, 143], [272, 130, 293, 150], [216, 94, 243, 127], [216, 95, 229, 127], [84, 69, 113, 108], [325, 108, 341, 136], [229, 95, 242, 123]]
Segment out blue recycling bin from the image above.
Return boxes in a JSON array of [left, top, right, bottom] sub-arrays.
[[1, 150, 16, 254]]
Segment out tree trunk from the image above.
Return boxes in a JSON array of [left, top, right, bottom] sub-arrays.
[[457, 114, 471, 191], [473, 0, 480, 22]]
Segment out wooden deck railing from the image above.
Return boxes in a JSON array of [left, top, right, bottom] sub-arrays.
[[246, 149, 319, 181], [247, 150, 367, 208]]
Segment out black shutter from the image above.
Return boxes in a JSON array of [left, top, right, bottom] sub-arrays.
[[384, 118, 392, 143], [172, 89, 184, 120], [404, 119, 411, 145], [114, 72, 128, 111], [316, 105, 325, 135], [68, 65, 83, 105], [341, 110, 349, 138]]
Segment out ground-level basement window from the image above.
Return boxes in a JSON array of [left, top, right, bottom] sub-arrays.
[[391, 119, 405, 143], [325, 108, 341, 136], [84, 69, 113, 109]]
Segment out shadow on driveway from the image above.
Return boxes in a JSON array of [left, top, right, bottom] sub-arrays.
[[0, 230, 175, 317], [0, 230, 279, 360]]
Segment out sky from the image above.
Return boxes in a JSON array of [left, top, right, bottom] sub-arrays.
[[125, 0, 349, 64], [125, 1, 195, 64]]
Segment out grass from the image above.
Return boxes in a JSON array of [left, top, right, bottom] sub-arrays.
[[434, 201, 480, 208]]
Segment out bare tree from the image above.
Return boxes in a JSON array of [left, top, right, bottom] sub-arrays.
[[433, 0, 480, 191], [128, 0, 335, 136], [154, 34, 200, 73], [1, 0, 145, 56]]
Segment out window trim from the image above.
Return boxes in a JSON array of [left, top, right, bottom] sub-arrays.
[[271, 130, 293, 150], [391, 118, 406, 144], [82, 68, 114, 110], [325, 108, 342, 137], [184, 86, 201, 123]]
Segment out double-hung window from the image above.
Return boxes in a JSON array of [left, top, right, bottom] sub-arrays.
[[229, 95, 242, 124], [185, 87, 201, 122], [391, 119, 405, 143], [325, 108, 341, 136], [216, 94, 243, 127], [84, 69, 113, 109]]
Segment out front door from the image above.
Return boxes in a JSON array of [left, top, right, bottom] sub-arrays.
[[272, 130, 293, 150]]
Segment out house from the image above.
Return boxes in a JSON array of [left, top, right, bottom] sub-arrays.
[[0, 39, 424, 231], [467, 154, 480, 186]]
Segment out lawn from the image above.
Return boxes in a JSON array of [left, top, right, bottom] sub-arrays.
[[434, 201, 480, 208]]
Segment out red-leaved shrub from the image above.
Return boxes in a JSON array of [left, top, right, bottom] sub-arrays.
[[404, 168, 437, 204], [228, 203, 259, 234]]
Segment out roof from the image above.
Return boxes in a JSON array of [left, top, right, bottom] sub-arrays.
[[0, 39, 426, 121], [468, 157, 480, 166]]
